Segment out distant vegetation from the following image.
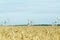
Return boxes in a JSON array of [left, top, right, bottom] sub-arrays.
[[12, 24, 60, 26]]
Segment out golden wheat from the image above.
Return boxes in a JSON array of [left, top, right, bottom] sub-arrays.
[[0, 26, 60, 40]]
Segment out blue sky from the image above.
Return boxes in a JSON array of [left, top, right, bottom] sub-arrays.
[[0, 0, 60, 25]]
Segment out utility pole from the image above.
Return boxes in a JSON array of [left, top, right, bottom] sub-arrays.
[[52, 17, 59, 26], [27, 19, 30, 26], [27, 19, 33, 26], [30, 20, 32, 26], [3, 19, 9, 26]]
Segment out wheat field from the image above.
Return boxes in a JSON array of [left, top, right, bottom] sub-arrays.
[[0, 26, 60, 40]]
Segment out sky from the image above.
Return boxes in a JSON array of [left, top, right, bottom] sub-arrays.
[[0, 0, 60, 25]]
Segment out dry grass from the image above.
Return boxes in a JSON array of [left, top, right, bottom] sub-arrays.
[[0, 26, 60, 40]]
